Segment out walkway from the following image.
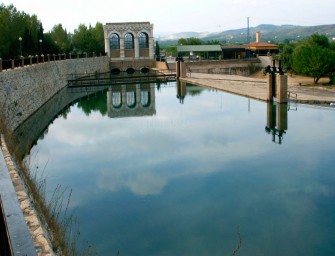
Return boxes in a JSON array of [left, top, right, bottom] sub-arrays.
[[180, 73, 335, 104]]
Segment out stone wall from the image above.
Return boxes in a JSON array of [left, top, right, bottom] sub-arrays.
[[185, 59, 261, 76], [0, 57, 110, 131]]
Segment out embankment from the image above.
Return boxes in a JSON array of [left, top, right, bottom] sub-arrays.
[[0, 56, 110, 131]]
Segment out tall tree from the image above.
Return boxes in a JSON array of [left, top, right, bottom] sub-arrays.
[[50, 24, 70, 53], [292, 34, 335, 84]]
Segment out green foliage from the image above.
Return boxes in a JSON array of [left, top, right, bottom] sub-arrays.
[[279, 43, 295, 72], [72, 23, 104, 54], [163, 46, 177, 57], [178, 37, 203, 45], [0, 4, 42, 58], [49, 24, 71, 53], [207, 40, 221, 45], [292, 34, 335, 83]]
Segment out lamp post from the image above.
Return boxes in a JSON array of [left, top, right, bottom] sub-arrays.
[[19, 37, 22, 56], [39, 39, 43, 55]]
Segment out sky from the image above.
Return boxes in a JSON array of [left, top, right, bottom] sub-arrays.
[[2, 0, 334, 36]]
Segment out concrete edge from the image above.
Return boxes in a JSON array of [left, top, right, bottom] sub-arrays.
[[0, 135, 36, 256]]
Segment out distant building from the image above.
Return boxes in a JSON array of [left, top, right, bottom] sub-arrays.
[[245, 32, 278, 55], [176, 45, 222, 60], [103, 22, 154, 60]]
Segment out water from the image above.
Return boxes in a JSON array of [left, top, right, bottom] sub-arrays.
[[26, 82, 335, 255]]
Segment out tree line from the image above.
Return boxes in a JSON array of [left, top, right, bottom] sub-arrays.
[[0, 4, 104, 59]]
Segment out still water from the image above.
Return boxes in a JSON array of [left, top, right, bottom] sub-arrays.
[[26, 82, 335, 255]]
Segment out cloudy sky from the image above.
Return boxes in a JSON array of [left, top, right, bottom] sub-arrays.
[[2, 0, 334, 35]]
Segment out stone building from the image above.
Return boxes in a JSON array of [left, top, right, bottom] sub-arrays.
[[103, 22, 154, 60]]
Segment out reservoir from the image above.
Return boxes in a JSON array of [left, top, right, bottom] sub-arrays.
[[23, 81, 335, 255]]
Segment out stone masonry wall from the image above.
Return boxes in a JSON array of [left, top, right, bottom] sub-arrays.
[[185, 59, 261, 76], [0, 57, 110, 131]]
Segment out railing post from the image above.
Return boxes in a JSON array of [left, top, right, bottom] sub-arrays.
[[29, 55, 32, 66], [36, 55, 39, 64], [11, 59, 15, 69], [0, 58, 2, 72], [41, 54, 44, 63], [77, 53, 80, 59], [69, 53, 72, 59], [53, 54, 56, 61], [21, 56, 24, 67], [47, 54, 50, 62]]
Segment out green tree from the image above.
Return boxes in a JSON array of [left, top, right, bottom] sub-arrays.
[[49, 24, 70, 53], [178, 37, 203, 45], [155, 41, 160, 60], [292, 34, 335, 84], [72, 23, 104, 54], [279, 43, 295, 72], [0, 4, 42, 58]]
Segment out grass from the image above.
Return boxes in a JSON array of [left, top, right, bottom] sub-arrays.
[[0, 109, 79, 255]]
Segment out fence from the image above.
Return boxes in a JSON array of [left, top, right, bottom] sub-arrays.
[[0, 52, 106, 72]]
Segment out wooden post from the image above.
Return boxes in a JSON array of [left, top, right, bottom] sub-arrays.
[[29, 55, 32, 65], [11, 59, 15, 69]]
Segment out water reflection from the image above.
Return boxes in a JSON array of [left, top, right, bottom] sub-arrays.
[[19, 82, 335, 255], [107, 84, 156, 118], [265, 102, 288, 144]]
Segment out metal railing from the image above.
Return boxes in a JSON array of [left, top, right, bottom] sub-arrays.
[[0, 52, 106, 72], [67, 70, 176, 88]]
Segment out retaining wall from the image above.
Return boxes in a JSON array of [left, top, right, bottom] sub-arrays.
[[0, 57, 110, 131], [185, 59, 261, 76]]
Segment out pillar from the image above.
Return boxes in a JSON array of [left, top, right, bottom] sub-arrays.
[[176, 62, 180, 78], [11, 59, 15, 69], [29, 55, 32, 65], [266, 102, 276, 130], [267, 74, 273, 102], [180, 62, 186, 78], [277, 75, 288, 103], [277, 103, 288, 131], [41, 54, 44, 63], [120, 37, 125, 59], [134, 37, 139, 59]]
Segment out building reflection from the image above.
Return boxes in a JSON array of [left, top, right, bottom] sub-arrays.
[[265, 102, 288, 144], [176, 81, 186, 104], [107, 84, 156, 118]]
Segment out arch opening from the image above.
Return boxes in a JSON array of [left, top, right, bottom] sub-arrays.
[[111, 68, 121, 75], [140, 67, 150, 74], [126, 68, 135, 74]]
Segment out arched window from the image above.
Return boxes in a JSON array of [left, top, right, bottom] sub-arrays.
[[110, 33, 120, 49], [141, 91, 150, 107], [139, 32, 149, 48], [124, 33, 134, 49], [112, 92, 122, 108], [127, 91, 136, 107]]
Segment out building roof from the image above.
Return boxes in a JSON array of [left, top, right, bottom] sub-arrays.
[[177, 45, 222, 52], [246, 42, 278, 50]]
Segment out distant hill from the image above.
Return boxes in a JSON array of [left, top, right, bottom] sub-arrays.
[[158, 24, 335, 46]]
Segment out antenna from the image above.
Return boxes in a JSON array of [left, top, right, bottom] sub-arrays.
[[247, 17, 250, 44]]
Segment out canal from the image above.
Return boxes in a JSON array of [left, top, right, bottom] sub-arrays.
[[21, 81, 335, 255]]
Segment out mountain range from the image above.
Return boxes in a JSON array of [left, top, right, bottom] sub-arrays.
[[157, 24, 335, 46]]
